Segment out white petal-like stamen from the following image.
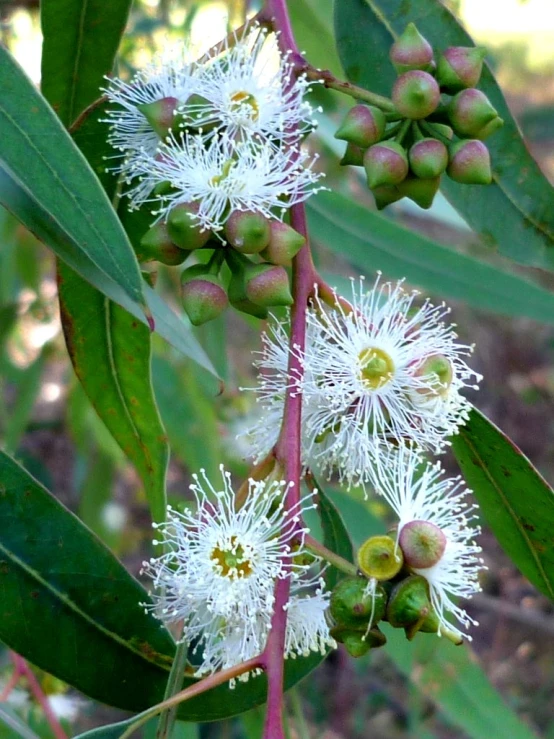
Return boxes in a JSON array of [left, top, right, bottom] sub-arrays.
[[284, 582, 337, 658], [375, 448, 485, 639]]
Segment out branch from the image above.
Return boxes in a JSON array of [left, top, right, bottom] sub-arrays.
[[12, 654, 68, 739]]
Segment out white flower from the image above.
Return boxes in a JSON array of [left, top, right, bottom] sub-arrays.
[[375, 448, 485, 639], [133, 132, 323, 231], [103, 47, 199, 190], [298, 276, 481, 487], [181, 26, 317, 144], [284, 584, 336, 658], [48, 694, 83, 722]]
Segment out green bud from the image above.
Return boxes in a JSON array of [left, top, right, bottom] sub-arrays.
[[260, 221, 305, 266], [447, 139, 492, 185], [357, 535, 404, 581], [244, 264, 293, 308], [167, 203, 212, 250], [335, 105, 386, 148], [392, 71, 440, 120], [330, 625, 386, 656], [181, 266, 228, 326], [408, 138, 448, 179], [364, 141, 409, 189], [414, 353, 454, 397], [430, 123, 454, 140], [437, 46, 487, 93], [389, 23, 434, 73], [340, 142, 366, 167], [139, 221, 187, 265], [399, 520, 447, 568], [398, 176, 440, 209], [370, 184, 404, 210], [447, 88, 502, 139], [224, 210, 271, 254], [387, 575, 435, 635], [227, 270, 269, 319], [137, 97, 179, 138], [330, 577, 387, 628]]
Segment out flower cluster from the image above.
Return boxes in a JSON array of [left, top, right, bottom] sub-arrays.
[[142, 466, 334, 680]]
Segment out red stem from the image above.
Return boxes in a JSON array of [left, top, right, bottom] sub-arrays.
[[12, 654, 68, 739]]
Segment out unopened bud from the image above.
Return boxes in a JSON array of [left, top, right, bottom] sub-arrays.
[[399, 520, 447, 569], [389, 23, 434, 73], [260, 221, 305, 266], [245, 264, 293, 308], [364, 141, 409, 189], [447, 88, 502, 139], [392, 71, 440, 120], [357, 535, 404, 581], [139, 222, 187, 265], [330, 578, 387, 628], [330, 625, 387, 656], [181, 267, 228, 326], [227, 271, 269, 319], [335, 105, 386, 148], [408, 138, 448, 179], [437, 46, 487, 93], [430, 123, 454, 140], [225, 210, 271, 254], [398, 176, 440, 210], [138, 97, 179, 138], [387, 575, 436, 637], [340, 142, 365, 167], [447, 139, 492, 185], [167, 203, 212, 250], [415, 354, 453, 396], [371, 184, 404, 211]]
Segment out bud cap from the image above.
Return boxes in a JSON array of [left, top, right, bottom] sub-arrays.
[[364, 141, 409, 189], [447, 88, 501, 138], [245, 264, 293, 308], [447, 139, 492, 185], [437, 46, 487, 92], [260, 221, 305, 266], [224, 210, 271, 254], [408, 138, 448, 179], [167, 203, 212, 250], [390, 23, 434, 73], [392, 71, 440, 120], [335, 105, 386, 148], [399, 520, 447, 568], [181, 273, 228, 326]]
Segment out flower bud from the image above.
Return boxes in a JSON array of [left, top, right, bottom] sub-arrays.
[[447, 139, 492, 185], [399, 520, 447, 569], [392, 71, 440, 120], [357, 535, 404, 581], [389, 23, 434, 73], [386, 575, 436, 638], [408, 138, 448, 179], [227, 271, 269, 319], [398, 176, 440, 210], [414, 353, 453, 397], [330, 577, 387, 628], [181, 266, 228, 326], [371, 184, 404, 211], [334, 105, 386, 148], [167, 203, 212, 250], [260, 221, 305, 266], [139, 222, 187, 265], [430, 122, 454, 140], [330, 625, 387, 656], [437, 46, 487, 93], [244, 264, 293, 308], [447, 88, 502, 139], [340, 142, 365, 167], [137, 97, 179, 138], [364, 141, 409, 189], [224, 210, 271, 254]]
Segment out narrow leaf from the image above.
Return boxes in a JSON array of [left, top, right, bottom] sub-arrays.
[[452, 408, 554, 601]]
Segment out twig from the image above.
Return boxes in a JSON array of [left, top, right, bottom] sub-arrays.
[[12, 655, 68, 739], [304, 534, 358, 577]]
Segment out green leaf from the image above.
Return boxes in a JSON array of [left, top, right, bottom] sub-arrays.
[[452, 408, 554, 601], [0, 449, 177, 712], [2, 349, 46, 454], [315, 482, 354, 589], [58, 261, 169, 523], [334, 0, 554, 271], [41, 0, 132, 127], [0, 47, 145, 311], [0, 706, 41, 739], [308, 191, 554, 323]]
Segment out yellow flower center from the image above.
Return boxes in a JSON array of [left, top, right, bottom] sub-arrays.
[[211, 537, 252, 579], [210, 159, 235, 187], [229, 90, 260, 121], [359, 347, 395, 390]]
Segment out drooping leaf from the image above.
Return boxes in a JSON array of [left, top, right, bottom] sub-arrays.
[[58, 261, 169, 523], [0, 47, 145, 311], [334, 0, 554, 271], [308, 191, 554, 323], [452, 408, 554, 601], [41, 0, 132, 127]]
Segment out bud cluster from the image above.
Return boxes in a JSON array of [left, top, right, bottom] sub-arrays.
[[335, 23, 502, 210]]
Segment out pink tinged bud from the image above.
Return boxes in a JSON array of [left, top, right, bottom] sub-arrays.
[[399, 520, 447, 569], [224, 210, 271, 254], [447, 88, 502, 139], [415, 353, 454, 395], [260, 221, 305, 266], [398, 176, 440, 210], [437, 46, 487, 92], [389, 23, 434, 73], [447, 139, 492, 185], [392, 71, 440, 120], [364, 141, 409, 189], [227, 272, 269, 319], [167, 203, 212, 250], [334, 105, 386, 148], [137, 97, 179, 138], [244, 264, 293, 308], [371, 184, 404, 210], [181, 272, 228, 326], [340, 142, 365, 167], [408, 138, 448, 178], [139, 221, 187, 265]]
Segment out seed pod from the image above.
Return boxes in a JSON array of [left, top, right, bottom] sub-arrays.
[[364, 141, 409, 189], [357, 535, 404, 581], [181, 266, 228, 326], [334, 105, 386, 148], [408, 138, 448, 179], [224, 210, 271, 254], [167, 203, 212, 250], [392, 71, 440, 120], [389, 23, 434, 73], [137, 96, 179, 138], [139, 221, 188, 265], [437, 46, 487, 93], [447, 88, 502, 139], [330, 577, 387, 628], [399, 520, 447, 569], [398, 176, 441, 210], [447, 139, 492, 185], [260, 221, 305, 266]]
